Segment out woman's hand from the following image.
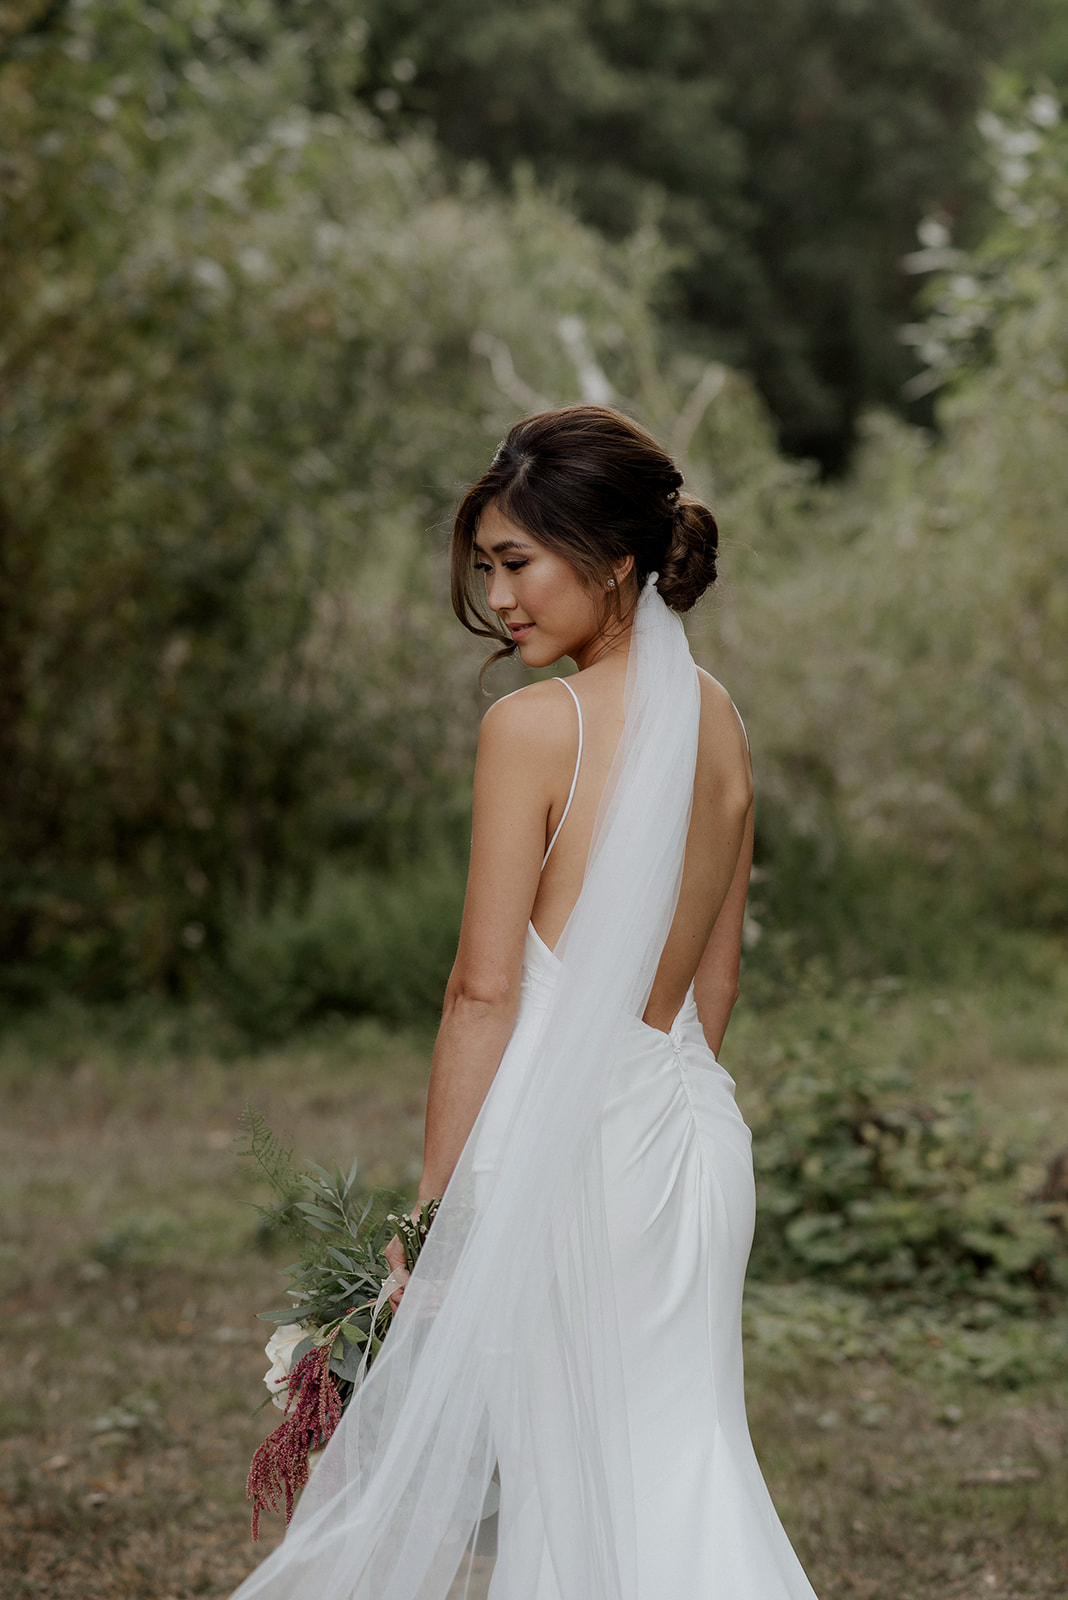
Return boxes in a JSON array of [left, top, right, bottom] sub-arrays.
[[383, 1231, 410, 1314]]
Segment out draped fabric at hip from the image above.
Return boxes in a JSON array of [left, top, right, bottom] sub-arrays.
[[229, 577, 700, 1600]]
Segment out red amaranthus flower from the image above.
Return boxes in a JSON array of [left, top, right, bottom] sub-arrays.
[[247, 1339, 342, 1539]]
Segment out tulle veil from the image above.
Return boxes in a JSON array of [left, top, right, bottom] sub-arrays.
[[231, 576, 700, 1600]]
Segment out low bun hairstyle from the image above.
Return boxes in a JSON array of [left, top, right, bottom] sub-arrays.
[[659, 495, 720, 613], [451, 404, 718, 664]]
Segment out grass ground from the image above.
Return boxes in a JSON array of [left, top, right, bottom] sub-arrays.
[[1, 949, 1066, 1600]]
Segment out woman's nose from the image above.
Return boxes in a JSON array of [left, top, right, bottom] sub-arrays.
[[486, 571, 515, 613]]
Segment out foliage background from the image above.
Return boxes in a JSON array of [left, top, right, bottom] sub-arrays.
[[2, 0, 1065, 1320], [354, 0, 1021, 466], [1, 5, 1066, 1595], [2, 0, 1065, 1015]]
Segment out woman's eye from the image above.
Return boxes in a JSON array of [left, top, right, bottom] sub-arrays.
[[472, 558, 527, 575]]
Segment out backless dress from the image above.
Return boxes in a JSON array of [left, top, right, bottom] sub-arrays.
[[476, 679, 817, 1599], [229, 578, 818, 1600]]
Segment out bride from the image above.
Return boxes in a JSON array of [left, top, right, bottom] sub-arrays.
[[233, 405, 818, 1599]]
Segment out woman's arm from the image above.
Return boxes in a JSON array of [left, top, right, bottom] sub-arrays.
[[693, 801, 754, 1056], [384, 684, 574, 1302], [419, 685, 573, 1194]]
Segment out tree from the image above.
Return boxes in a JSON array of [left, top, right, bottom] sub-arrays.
[[0, 0, 697, 996], [691, 85, 1068, 963], [354, 0, 1021, 468]]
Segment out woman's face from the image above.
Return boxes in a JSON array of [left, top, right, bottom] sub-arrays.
[[473, 503, 617, 669]]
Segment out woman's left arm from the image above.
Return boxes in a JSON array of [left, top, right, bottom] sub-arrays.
[[383, 687, 567, 1305], [416, 687, 562, 1200]]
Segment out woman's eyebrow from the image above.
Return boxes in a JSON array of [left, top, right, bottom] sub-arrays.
[[473, 537, 533, 555]]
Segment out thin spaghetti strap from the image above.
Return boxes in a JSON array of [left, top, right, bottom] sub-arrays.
[[542, 678, 583, 867], [731, 699, 751, 755]]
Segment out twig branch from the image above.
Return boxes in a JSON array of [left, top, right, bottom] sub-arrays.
[[470, 330, 551, 413], [669, 362, 727, 465]]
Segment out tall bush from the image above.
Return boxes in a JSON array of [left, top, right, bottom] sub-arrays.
[[749, 1054, 1067, 1307], [0, 1, 686, 998], [354, 0, 1023, 466], [690, 88, 1068, 966]]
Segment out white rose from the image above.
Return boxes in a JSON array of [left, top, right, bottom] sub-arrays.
[[263, 1323, 307, 1410]]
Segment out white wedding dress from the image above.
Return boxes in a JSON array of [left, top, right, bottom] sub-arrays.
[[232, 579, 817, 1600]]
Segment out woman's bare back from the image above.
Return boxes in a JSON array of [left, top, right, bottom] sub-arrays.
[[530, 662, 753, 1038]]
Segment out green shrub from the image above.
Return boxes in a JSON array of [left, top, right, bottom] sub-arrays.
[[743, 1281, 1068, 1389], [86, 1210, 183, 1273], [0, 1, 681, 999], [220, 852, 466, 1038], [749, 1057, 1068, 1308], [741, 818, 1001, 987], [692, 87, 1068, 967]]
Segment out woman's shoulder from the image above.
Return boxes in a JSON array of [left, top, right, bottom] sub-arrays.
[[696, 666, 745, 734], [695, 666, 753, 794], [479, 678, 579, 758], [695, 663, 733, 707]]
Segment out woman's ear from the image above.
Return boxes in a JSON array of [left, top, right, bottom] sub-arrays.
[[614, 554, 635, 586]]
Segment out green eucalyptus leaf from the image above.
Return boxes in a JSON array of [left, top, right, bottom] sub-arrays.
[[303, 1160, 335, 1184], [330, 1337, 370, 1382]]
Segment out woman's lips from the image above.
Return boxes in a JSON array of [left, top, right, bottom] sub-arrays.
[[509, 623, 534, 642]]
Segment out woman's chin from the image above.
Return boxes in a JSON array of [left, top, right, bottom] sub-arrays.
[[518, 640, 562, 669]]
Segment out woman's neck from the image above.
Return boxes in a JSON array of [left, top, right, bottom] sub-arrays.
[[571, 598, 638, 672]]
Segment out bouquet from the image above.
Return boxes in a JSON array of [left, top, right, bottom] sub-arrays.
[[239, 1110, 439, 1538]]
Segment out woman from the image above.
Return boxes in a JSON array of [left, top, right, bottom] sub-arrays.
[[234, 406, 817, 1600]]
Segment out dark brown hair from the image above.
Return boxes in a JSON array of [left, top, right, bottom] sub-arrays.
[[450, 405, 718, 667]]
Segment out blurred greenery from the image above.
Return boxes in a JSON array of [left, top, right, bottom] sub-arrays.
[[0, 0, 1065, 1031], [750, 1052, 1067, 1308], [223, 857, 467, 1036], [697, 87, 1068, 969], [0, 0, 676, 999], [1, 20, 1064, 1584], [353, 0, 1026, 468]]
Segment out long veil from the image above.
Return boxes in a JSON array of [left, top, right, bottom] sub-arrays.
[[232, 577, 700, 1600]]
